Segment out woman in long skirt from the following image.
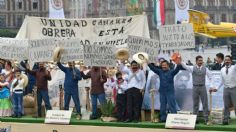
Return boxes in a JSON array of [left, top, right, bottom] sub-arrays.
[[0, 73, 12, 117]]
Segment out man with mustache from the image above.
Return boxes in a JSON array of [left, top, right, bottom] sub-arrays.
[[26, 62, 52, 117], [211, 55, 236, 125], [147, 58, 182, 122], [119, 60, 146, 122], [57, 61, 82, 119], [181, 55, 213, 124]]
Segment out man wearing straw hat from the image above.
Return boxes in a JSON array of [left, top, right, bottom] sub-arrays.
[[57, 61, 82, 119]]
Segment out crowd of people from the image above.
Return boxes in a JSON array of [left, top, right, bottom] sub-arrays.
[[0, 52, 235, 125]]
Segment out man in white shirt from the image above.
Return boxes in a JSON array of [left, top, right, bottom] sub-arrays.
[[211, 55, 236, 125], [181, 55, 213, 124], [119, 60, 146, 122]]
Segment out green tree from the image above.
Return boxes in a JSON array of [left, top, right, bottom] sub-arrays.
[[0, 29, 17, 38]]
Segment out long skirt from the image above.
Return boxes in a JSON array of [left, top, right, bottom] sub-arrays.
[[0, 87, 12, 117]]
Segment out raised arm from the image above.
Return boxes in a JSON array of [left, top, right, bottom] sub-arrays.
[[75, 68, 82, 81], [81, 70, 91, 79], [45, 70, 52, 81], [181, 62, 194, 73], [26, 69, 36, 76], [148, 63, 160, 75], [140, 70, 146, 90], [57, 62, 67, 72], [172, 64, 182, 76], [119, 63, 131, 75], [101, 70, 107, 83]]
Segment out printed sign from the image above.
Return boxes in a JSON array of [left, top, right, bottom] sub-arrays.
[[83, 44, 116, 67], [28, 39, 56, 64], [128, 35, 160, 62], [55, 39, 84, 62], [45, 110, 72, 125], [16, 15, 150, 48], [159, 24, 195, 50], [165, 114, 197, 130], [0, 38, 28, 61]]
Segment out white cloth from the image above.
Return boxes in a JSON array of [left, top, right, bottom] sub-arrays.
[[10, 78, 24, 94], [119, 63, 146, 90], [174, 0, 189, 23], [218, 65, 236, 89]]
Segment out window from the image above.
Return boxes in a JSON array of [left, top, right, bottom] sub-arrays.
[[32, 0, 38, 9], [233, 14, 236, 23], [0, 15, 6, 27], [208, 0, 215, 7], [196, 0, 203, 6], [16, 15, 23, 27], [33, 2, 38, 9], [0, 0, 5, 9], [220, 0, 227, 6], [16, 0, 23, 9], [234, 1, 236, 6], [221, 14, 227, 22]]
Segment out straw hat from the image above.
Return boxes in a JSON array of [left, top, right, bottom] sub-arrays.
[[21, 73, 29, 88], [115, 48, 129, 61], [132, 52, 149, 64], [53, 47, 64, 62]]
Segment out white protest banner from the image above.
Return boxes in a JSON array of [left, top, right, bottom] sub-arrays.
[[83, 44, 116, 67], [45, 110, 72, 125], [0, 37, 28, 61], [28, 39, 56, 65], [55, 39, 84, 62], [16, 15, 150, 48], [128, 35, 160, 62], [165, 114, 197, 130], [159, 24, 195, 50]]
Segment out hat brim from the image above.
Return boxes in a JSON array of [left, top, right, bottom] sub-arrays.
[[115, 48, 129, 61], [53, 47, 63, 62], [21, 73, 29, 88], [132, 52, 149, 64]]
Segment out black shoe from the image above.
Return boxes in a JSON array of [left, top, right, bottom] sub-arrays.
[[124, 119, 132, 123], [89, 115, 97, 120], [160, 120, 166, 123], [17, 115, 22, 118], [223, 120, 229, 125], [12, 115, 17, 118], [33, 115, 42, 118], [196, 120, 199, 124], [204, 120, 208, 125], [132, 120, 139, 123], [117, 118, 124, 122]]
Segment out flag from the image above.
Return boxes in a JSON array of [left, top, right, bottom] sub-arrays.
[[49, 0, 65, 18], [153, 0, 165, 28], [175, 0, 189, 23]]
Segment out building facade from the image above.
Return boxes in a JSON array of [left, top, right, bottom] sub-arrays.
[[1, 0, 236, 38], [0, 0, 70, 28]]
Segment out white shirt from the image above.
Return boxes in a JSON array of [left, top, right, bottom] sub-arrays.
[[119, 63, 146, 90], [218, 65, 236, 89], [181, 62, 213, 87], [10, 78, 25, 94]]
